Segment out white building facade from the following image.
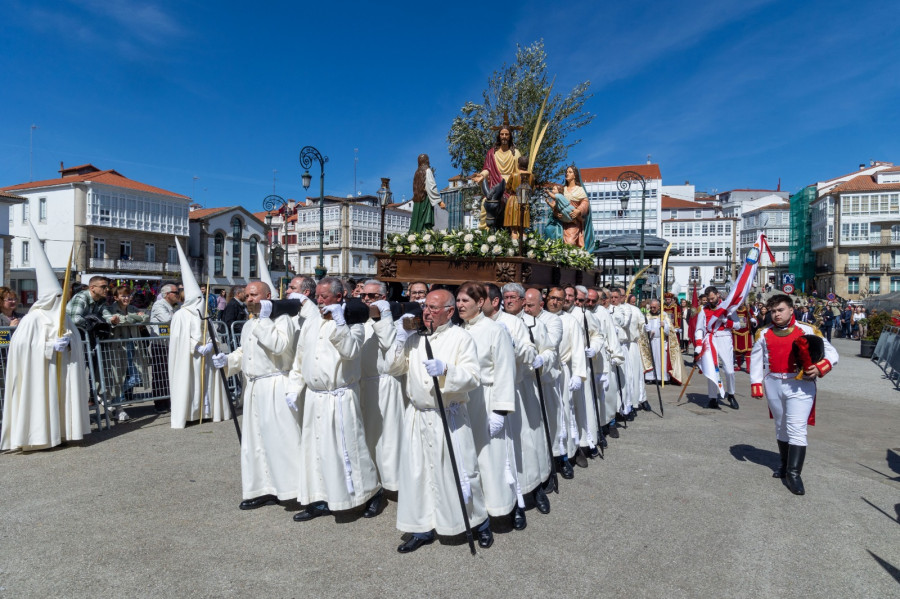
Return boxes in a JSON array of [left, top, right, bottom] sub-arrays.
[[188, 206, 268, 291], [740, 202, 791, 291]]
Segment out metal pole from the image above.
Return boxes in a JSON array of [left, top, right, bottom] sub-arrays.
[[319, 167, 324, 273]]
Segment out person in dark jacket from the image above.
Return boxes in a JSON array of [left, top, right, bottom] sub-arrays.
[[221, 286, 248, 330]]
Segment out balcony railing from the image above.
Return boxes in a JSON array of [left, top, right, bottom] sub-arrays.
[[844, 264, 865, 273], [89, 258, 117, 269], [118, 259, 163, 272]]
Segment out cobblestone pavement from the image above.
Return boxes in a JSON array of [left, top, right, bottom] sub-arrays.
[[1, 337, 898, 598]]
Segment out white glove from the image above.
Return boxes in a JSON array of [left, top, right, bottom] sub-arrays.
[[488, 412, 506, 437], [643, 323, 651, 332], [53, 336, 70, 352], [569, 377, 583, 391], [600, 373, 610, 391], [285, 392, 299, 412], [585, 347, 597, 359], [211, 353, 227, 369], [423, 359, 446, 377], [196, 341, 214, 356], [287, 292, 309, 303], [532, 355, 544, 369], [323, 304, 346, 326], [371, 300, 391, 319], [611, 355, 624, 367], [258, 300, 272, 319]]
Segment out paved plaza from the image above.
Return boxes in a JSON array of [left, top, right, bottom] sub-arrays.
[[1, 337, 898, 598]]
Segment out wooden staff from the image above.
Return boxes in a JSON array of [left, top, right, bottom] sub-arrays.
[[57, 245, 74, 405], [659, 242, 673, 389]]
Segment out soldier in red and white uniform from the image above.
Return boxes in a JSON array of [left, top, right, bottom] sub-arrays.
[[694, 286, 739, 409], [750, 293, 837, 496]]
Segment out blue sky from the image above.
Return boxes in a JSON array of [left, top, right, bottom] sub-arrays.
[[2, 0, 898, 208]]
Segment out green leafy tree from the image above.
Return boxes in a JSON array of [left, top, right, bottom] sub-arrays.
[[447, 40, 594, 187]]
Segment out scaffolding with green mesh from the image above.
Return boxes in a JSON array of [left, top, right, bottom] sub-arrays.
[[788, 184, 817, 293]]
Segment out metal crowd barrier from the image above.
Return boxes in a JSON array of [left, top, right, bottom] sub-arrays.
[[0, 319, 246, 431], [871, 325, 900, 388]]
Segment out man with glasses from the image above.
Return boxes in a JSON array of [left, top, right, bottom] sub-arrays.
[[148, 283, 181, 412], [384, 289, 488, 553], [66, 276, 117, 328], [584, 287, 625, 440], [523, 288, 573, 479], [357, 279, 404, 502], [289, 277, 382, 523], [407, 281, 428, 303]]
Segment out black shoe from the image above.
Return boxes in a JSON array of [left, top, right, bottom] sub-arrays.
[[542, 474, 558, 494], [574, 449, 589, 468], [626, 410, 636, 421], [773, 440, 789, 478], [397, 536, 434, 554], [293, 503, 331, 522], [587, 446, 600, 458], [614, 412, 625, 423], [707, 398, 721, 410], [363, 489, 383, 518], [727, 394, 739, 410], [599, 436, 608, 450], [608, 425, 619, 439], [239, 494, 279, 510], [559, 458, 574, 479], [533, 487, 550, 514], [640, 400, 652, 412], [786, 444, 806, 495], [478, 527, 494, 548], [513, 506, 527, 531]]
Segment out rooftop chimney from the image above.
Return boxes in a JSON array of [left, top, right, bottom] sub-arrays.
[[860, 163, 866, 170]]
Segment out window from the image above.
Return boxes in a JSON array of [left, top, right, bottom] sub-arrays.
[[39, 198, 47, 222], [331, 255, 338, 269], [714, 266, 724, 280], [120, 240, 132, 260], [869, 251, 881, 268], [214, 233, 224, 276], [303, 256, 311, 272], [21, 240, 29, 265], [22, 202, 29, 223], [848, 276, 859, 294], [249, 237, 259, 278], [869, 278, 881, 294], [93, 238, 106, 259], [892, 277, 900, 292], [690, 266, 700, 280], [167, 245, 177, 264], [231, 217, 242, 277], [146, 243, 156, 262], [848, 251, 860, 268], [695, 210, 702, 219]]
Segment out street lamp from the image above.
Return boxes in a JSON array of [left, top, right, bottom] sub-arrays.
[[617, 170, 648, 296], [262, 194, 289, 284], [376, 178, 393, 252], [300, 145, 329, 280]]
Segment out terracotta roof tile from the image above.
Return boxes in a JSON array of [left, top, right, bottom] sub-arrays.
[[660, 195, 709, 209], [188, 207, 232, 219], [580, 164, 662, 183], [1, 168, 189, 199], [0, 190, 26, 202], [830, 174, 900, 194]]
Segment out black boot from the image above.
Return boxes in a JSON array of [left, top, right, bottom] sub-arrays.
[[786, 444, 806, 495], [773, 440, 789, 478]]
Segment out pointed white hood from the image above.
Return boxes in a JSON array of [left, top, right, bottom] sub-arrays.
[[256, 241, 279, 299], [174, 237, 202, 308], [28, 222, 63, 313]]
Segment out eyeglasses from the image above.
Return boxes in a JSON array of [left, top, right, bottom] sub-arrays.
[[547, 295, 564, 302], [423, 305, 452, 313], [360, 293, 383, 299], [575, 298, 585, 304]]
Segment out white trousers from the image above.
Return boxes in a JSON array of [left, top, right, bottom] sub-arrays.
[[707, 333, 735, 398], [764, 377, 815, 446]]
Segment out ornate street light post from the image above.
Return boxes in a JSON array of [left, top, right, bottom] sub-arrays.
[[300, 145, 329, 280], [376, 178, 393, 252], [262, 194, 289, 283], [617, 170, 648, 296]]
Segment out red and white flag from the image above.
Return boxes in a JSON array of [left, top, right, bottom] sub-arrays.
[[697, 233, 775, 395]]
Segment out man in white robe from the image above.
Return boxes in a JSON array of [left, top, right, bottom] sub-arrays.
[[643, 299, 674, 383], [548, 287, 588, 466], [1, 224, 90, 451], [497, 283, 551, 516], [586, 288, 626, 441], [568, 285, 604, 461], [168, 239, 230, 428], [288, 277, 382, 522], [611, 286, 649, 415], [358, 279, 405, 493], [384, 289, 489, 553], [523, 288, 574, 480], [211, 281, 301, 510]]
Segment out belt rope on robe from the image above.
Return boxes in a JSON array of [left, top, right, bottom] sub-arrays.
[[307, 385, 356, 495], [581, 308, 605, 457], [247, 370, 289, 383], [421, 326, 477, 555], [525, 320, 559, 493], [202, 315, 242, 443], [501, 420, 525, 509]]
